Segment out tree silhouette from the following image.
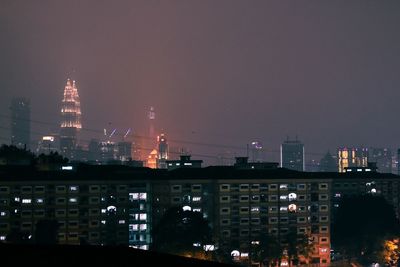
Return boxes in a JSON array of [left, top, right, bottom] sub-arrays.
[[251, 231, 282, 267], [332, 195, 400, 264], [151, 207, 212, 257]]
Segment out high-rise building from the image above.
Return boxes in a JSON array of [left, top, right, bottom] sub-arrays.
[[319, 152, 337, 172], [36, 135, 59, 155], [250, 141, 263, 162], [157, 133, 168, 169], [10, 97, 30, 149], [369, 148, 392, 173], [280, 138, 305, 171], [60, 79, 82, 160], [337, 147, 368, 173]]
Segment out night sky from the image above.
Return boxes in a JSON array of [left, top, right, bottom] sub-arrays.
[[1, 1, 400, 164]]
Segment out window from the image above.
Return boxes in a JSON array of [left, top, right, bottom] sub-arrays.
[[118, 220, 126, 224], [239, 184, 249, 191], [288, 193, 297, 201], [320, 237, 329, 244], [269, 206, 278, 213], [269, 195, 278, 202], [297, 184, 306, 190], [89, 197, 99, 204], [220, 184, 230, 191], [69, 198, 78, 203], [192, 196, 201, 202], [240, 218, 249, 225], [0, 187, 9, 193], [56, 186, 66, 193], [280, 184, 288, 190], [192, 185, 202, 192], [89, 185, 100, 193], [69, 186, 79, 192], [251, 207, 260, 212], [251, 184, 260, 190], [22, 198, 32, 204], [139, 214, 147, 221], [171, 185, 182, 192], [240, 207, 249, 213], [34, 186, 45, 193], [280, 217, 288, 223], [56, 210, 66, 216], [319, 183, 328, 190], [69, 209, 79, 216], [298, 195, 306, 201], [320, 226, 329, 233], [269, 217, 278, 224], [280, 206, 288, 212], [240, 195, 249, 202], [319, 205, 328, 212], [21, 186, 32, 193], [220, 196, 230, 203], [297, 217, 306, 223], [36, 198, 44, 204], [319, 194, 329, 201], [221, 219, 230, 225], [320, 216, 329, 222], [269, 184, 278, 191], [220, 207, 230, 214]]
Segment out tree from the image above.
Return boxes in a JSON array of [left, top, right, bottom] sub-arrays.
[[151, 207, 213, 257], [251, 231, 282, 267], [285, 229, 314, 266], [35, 219, 59, 244], [332, 195, 400, 265]]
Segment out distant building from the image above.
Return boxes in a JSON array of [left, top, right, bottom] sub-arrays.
[[319, 152, 337, 172], [117, 142, 132, 162], [250, 141, 263, 162], [36, 135, 59, 155], [60, 79, 82, 160], [369, 148, 392, 173], [10, 97, 30, 149], [146, 149, 158, 169], [337, 147, 368, 173], [157, 134, 168, 169], [166, 155, 203, 170], [280, 138, 305, 171], [234, 157, 279, 170]]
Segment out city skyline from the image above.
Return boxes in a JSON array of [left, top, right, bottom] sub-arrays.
[[1, 1, 400, 164]]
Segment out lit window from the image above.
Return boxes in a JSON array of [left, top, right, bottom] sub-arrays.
[[192, 208, 201, 212], [139, 214, 147, 221], [251, 207, 259, 212], [0, 211, 6, 216], [22, 199, 31, 204], [280, 184, 288, 189], [69, 186, 78, 192], [140, 224, 147, 230], [288, 193, 297, 201], [288, 204, 297, 212], [101, 220, 106, 224], [192, 197, 201, 202], [118, 220, 125, 224], [36, 198, 44, 204], [280, 195, 288, 200], [14, 197, 20, 202], [69, 198, 78, 203], [184, 163, 192, 166], [130, 224, 138, 231], [0, 236, 5, 240], [280, 206, 288, 211], [101, 209, 106, 214]]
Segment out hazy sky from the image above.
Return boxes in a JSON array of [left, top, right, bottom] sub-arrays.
[[1, 1, 400, 164]]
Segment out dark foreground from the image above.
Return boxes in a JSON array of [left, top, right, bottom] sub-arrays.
[[0, 244, 235, 267]]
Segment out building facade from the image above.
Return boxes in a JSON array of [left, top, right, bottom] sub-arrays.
[[280, 139, 305, 172], [10, 97, 30, 149], [60, 79, 82, 161]]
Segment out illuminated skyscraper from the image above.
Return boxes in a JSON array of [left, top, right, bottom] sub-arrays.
[[250, 141, 263, 162], [280, 138, 305, 171], [60, 79, 82, 160], [10, 97, 30, 149], [157, 133, 168, 169], [337, 147, 368, 173], [148, 107, 155, 140]]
